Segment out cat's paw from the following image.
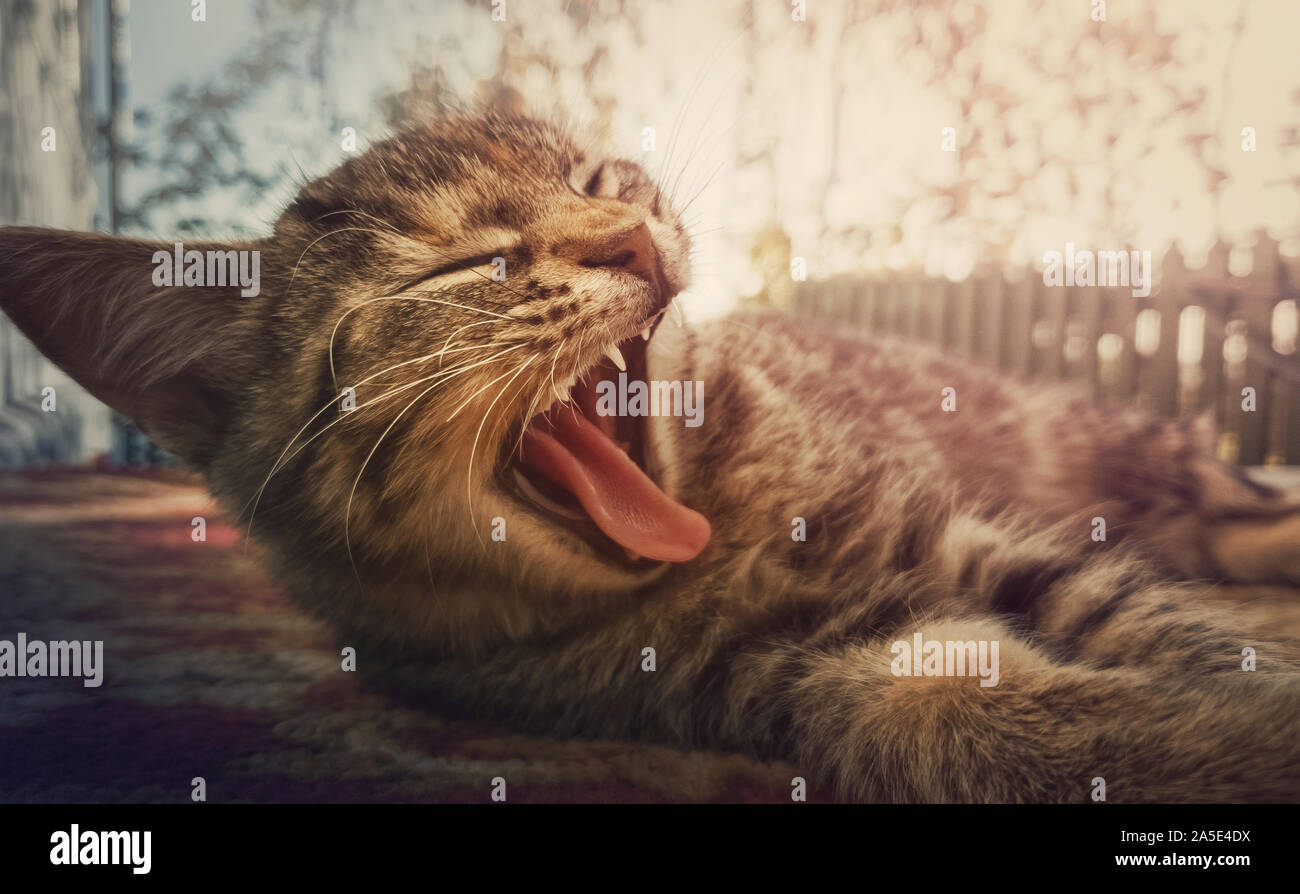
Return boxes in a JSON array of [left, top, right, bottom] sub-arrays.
[[1207, 511, 1300, 586]]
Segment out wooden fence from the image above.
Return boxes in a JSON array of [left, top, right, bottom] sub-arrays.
[[794, 233, 1300, 465]]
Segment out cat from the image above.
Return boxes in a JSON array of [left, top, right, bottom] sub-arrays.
[[2, 107, 1299, 802]]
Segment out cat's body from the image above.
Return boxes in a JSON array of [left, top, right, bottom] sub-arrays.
[[2, 109, 1299, 801], [351, 313, 1300, 802]]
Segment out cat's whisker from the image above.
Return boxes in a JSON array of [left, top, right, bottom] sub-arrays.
[[666, 79, 790, 214], [305, 345, 526, 467], [547, 340, 565, 406], [666, 77, 741, 207], [363, 340, 512, 388], [515, 360, 554, 460], [336, 343, 533, 586], [465, 355, 538, 552], [358, 339, 507, 387], [667, 109, 738, 209], [436, 320, 497, 369], [244, 345, 524, 540], [264, 340, 510, 491], [513, 340, 568, 462], [677, 159, 728, 218], [309, 355, 512, 471], [342, 370, 470, 593], [655, 32, 741, 198], [241, 345, 480, 537], [565, 329, 588, 429], [328, 294, 510, 392], [445, 351, 535, 423], [658, 65, 711, 197]]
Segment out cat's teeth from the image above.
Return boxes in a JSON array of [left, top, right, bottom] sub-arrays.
[[640, 326, 651, 341], [605, 344, 627, 372], [624, 547, 642, 562], [670, 300, 684, 328]]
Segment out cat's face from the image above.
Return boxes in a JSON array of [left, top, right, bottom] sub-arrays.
[[0, 110, 714, 603], [237, 111, 712, 597]]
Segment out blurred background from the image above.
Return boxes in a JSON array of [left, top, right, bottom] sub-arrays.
[[3, 0, 1300, 467]]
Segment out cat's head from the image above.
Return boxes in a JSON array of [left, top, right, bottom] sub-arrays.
[[0, 109, 712, 605]]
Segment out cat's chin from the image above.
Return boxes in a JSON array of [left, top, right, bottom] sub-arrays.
[[496, 311, 711, 573]]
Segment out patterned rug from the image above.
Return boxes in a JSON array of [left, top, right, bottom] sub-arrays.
[[0, 470, 792, 803]]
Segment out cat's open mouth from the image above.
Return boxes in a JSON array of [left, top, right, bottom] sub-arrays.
[[501, 311, 711, 566]]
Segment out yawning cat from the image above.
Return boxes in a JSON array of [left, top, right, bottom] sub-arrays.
[[3, 109, 1299, 802]]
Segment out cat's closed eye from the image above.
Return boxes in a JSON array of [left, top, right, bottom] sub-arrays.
[[572, 160, 665, 219], [406, 251, 504, 290], [572, 160, 618, 199], [582, 162, 620, 199]]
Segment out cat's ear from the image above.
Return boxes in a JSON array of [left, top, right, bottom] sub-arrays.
[[0, 227, 266, 468]]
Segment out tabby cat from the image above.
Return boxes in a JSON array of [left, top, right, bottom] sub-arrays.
[[3, 109, 1299, 802]]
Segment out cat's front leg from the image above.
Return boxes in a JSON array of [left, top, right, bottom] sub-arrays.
[[735, 614, 1300, 802]]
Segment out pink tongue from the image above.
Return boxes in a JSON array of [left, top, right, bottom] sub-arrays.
[[519, 407, 711, 562]]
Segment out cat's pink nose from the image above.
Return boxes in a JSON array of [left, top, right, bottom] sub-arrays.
[[575, 221, 659, 284]]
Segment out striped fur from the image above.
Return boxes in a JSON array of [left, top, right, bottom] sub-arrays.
[[2, 109, 1298, 801]]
